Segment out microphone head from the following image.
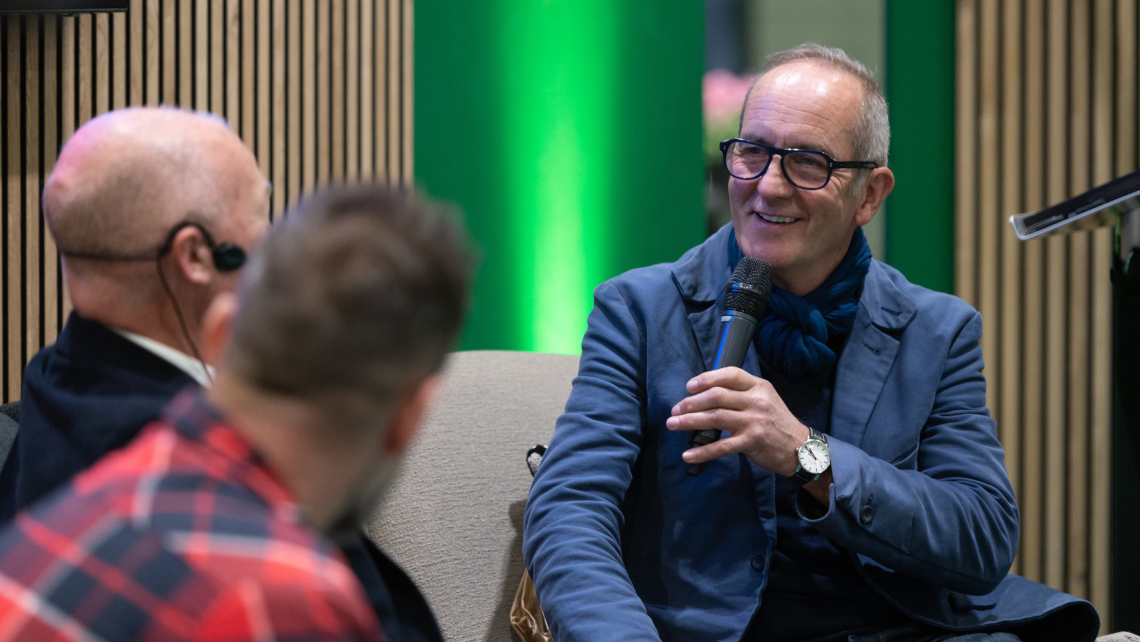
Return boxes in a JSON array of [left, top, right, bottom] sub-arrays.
[[724, 257, 772, 318]]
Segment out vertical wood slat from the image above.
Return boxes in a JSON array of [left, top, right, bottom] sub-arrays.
[[43, 16, 59, 345], [387, 0, 398, 185], [287, 0, 301, 203], [316, 0, 330, 184], [145, 0, 158, 106], [178, 0, 190, 106], [958, 0, 1131, 630], [302, 0, 316, 191], [256, 0, 270, 186], [60, 15, 75, 320], [195, 0, 208, 111], [955, 0, 977, 308], [1043, 0, 1069, 594], [95, 13, 109, 115], [161, 0, 174, 104], [112, 12, 126, 110], [8, 19, 24, 400], [1088, 0, 1114, 629], [78, 16, 92, 128], [1120, 0, 1138, 175], [360, 0, 373, 180], [210, 0, 223, 115], [1066, 0, 1090, 601], [129, 0, 142, 106], [240, 0, 254, 147], [402, 0, 412, 186], [24, 20, 40, 373], [1020, 0, 1046, 585], [332, 0, 345, 182], [225, 0, 239, 127], [998, 3, 1022, 568], [346, 0, 359, 183], [977, 0, 999, 422], [271, 0, 285, 216], [0, 1, 414, 403], [380, 0, 389, 180]]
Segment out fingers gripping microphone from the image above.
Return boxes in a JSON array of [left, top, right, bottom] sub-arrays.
[[686, 257, 773, 477]]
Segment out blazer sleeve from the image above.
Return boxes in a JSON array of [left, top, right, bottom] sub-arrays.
[[522, 281, 663, 642], [799, 311, 1019, 596]]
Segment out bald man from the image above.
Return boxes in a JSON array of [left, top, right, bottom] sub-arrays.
[[0, 107, 270, 519], [0, 107, 447, 642]]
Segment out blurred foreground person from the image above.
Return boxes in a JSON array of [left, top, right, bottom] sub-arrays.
[[0, 107, 270, 519], [0, 186, 472, 640]]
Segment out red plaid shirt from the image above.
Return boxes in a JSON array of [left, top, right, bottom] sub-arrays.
[[0, 390, 385, 641]]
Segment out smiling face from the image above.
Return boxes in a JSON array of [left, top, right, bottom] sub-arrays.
[[729, 60, 883, 295]]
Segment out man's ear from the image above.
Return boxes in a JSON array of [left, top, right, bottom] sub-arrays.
[[384, 374, 443, 457], [201, 292, 237, 366], [854, 167, 895, 227], [169, 226, 215, 285]]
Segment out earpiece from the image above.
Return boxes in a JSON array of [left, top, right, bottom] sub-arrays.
[[157, 221, 247, 272]]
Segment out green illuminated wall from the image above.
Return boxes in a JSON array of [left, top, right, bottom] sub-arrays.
[[416, 2, 705, 353], [884, 0, 956, 293]]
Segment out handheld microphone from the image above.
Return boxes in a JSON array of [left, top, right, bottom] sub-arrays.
[[687, 257, 772, 477]]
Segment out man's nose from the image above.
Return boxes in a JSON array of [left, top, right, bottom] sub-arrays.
[[756, 157, 795, 198]]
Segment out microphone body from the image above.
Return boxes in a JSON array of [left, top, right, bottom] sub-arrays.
[[686, 259, 772, 476]]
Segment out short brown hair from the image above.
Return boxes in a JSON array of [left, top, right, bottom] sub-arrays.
[[225, 185, 473, 419]]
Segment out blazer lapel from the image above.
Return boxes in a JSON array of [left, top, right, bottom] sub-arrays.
[[831, 261, 917, 448]]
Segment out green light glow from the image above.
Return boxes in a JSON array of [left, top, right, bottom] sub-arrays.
[[500, 1, 617, 354]]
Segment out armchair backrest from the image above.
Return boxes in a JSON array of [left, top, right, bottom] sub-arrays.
[[366, 350, 579, 642]]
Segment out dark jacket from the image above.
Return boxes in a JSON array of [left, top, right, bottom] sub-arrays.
[[0, 311, 197, 520]]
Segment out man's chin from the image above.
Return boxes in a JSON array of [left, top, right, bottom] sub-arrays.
[[736, 239, 793, 271], [322, 456, 402, 546]]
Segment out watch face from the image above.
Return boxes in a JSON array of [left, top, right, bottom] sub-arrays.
[[797, 439, 830, 475]]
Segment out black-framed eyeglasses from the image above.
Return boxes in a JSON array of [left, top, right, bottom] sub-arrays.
[[719, 138, 878, 190]]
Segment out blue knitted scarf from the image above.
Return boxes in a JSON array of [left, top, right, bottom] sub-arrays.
[[728, 227, 873, 381]]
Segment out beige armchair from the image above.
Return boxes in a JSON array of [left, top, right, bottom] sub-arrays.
[[367, 350, 577, 641]]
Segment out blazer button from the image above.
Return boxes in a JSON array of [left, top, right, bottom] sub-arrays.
[[859, 505, 874, 525], [750, 554, 766, 571]]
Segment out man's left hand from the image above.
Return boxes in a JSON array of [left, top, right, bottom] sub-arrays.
[[665, 367, 832, 503]]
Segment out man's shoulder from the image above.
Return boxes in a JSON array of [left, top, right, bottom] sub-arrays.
[[5, 319, 200, 519], [599, 225, 729, 305], [0, 426, 375, 640], [19, 314, 196, 430], [866, 259, 978, 330]]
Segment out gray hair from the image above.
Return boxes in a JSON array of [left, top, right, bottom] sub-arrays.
[[225, 184, 473, 428], [742, 43, 890, 194]]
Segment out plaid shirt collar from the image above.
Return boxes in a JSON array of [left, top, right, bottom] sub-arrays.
[[159, 388, 302, 524]]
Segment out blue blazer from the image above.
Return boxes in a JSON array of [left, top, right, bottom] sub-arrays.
[[523, 225, 1098, 642]]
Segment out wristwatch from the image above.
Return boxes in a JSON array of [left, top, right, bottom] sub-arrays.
[[790, 426, 830, 486]]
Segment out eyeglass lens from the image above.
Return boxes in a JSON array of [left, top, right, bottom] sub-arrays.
[[725, 142, 831, 189]]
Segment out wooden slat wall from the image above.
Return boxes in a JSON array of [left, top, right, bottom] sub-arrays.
[[956, 0, 1136, 632], [0, 0, 413, 403]]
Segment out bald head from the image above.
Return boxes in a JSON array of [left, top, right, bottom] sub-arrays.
[[44, 107, 269, 350], [44, 107, 267, 259]]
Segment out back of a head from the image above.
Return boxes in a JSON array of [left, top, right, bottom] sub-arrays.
[[44, 108, 250, 258], [225, 185, 473, 426]]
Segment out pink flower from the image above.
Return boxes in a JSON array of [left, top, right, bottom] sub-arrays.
[[703, 69, 755, 125]]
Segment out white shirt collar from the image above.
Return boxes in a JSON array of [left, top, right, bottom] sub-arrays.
[[111, 328, 215, 386]]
